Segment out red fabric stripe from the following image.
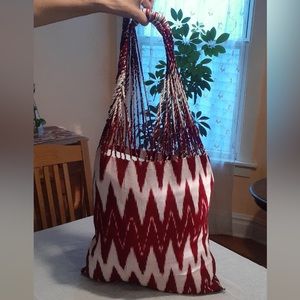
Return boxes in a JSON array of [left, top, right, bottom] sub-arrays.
[[128, 272, 139, 284], [110, 267, 122, 282], [165, 270, 177, 293], [183, 265, 197, 294], [186, 156, 196, 180], [154, 160, 164, 189], [99, 154, 111, 181], [171, 158, 183, 185], [93, 261, 104, 281], [147, 274, 158, 290], [134, 160, 148, 192], [200, 154, 208, 176], [116, 158, 129, 186]]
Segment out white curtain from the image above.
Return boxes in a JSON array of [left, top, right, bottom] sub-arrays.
[[137, 0, 253, 234]]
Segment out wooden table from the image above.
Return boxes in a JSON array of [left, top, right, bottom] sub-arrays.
[[34, 217, 267, 300], [34, 126, 89, 146]]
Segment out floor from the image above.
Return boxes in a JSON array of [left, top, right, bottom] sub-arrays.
[[210, 234, 267, 268]]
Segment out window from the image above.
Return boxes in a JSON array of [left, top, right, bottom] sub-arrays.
[[137, 0, 254, 161]]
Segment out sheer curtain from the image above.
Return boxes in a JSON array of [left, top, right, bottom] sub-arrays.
[[137, 0, 254, 234]]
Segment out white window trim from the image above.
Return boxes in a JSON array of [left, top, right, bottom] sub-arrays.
[[235, 0, 266, 165]]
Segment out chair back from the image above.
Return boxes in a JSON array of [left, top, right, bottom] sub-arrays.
[[34, 143, 93, 231]]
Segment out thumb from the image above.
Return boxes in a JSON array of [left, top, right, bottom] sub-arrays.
[[131, 8, 149, 25]]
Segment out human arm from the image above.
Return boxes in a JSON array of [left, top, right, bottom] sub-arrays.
[[34, 0, 154, 27]]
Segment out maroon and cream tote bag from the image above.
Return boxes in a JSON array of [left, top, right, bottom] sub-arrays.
[[82, 10, 223, 295]]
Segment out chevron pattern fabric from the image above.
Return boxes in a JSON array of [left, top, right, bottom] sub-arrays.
[[82, 150, 223, 295]]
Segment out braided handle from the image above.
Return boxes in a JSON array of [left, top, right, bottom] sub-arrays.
[[116, 18, 133, 78], [100, 11, 205, 159], [143, 9, 177, 72], [117, 10, 177, 76]]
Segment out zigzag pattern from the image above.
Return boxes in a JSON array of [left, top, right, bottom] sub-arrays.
[[95, 151, 213, 221], [83, 151, 223, 295]]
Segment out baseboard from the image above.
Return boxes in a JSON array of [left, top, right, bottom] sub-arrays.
[[208, 210, 233, 236], [232, 212, 266, 245]]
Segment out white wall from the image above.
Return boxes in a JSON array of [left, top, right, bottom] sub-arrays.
[[34, 13, 118, 168]]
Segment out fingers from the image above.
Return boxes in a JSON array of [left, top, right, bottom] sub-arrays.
[[121, 0, 154, 25], [133, 9, 148, 25], [133, 0, 153, 25], [140, 0, 154, 9]]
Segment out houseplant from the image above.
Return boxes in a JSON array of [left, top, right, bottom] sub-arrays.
[[145, 8, 229, 137], [33, 84, 46, 135]]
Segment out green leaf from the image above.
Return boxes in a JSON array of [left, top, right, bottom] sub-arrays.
[[200, 80, 211, 91], [187, 91, 193, 99], [211, 47, 219, 57], [149, 73, 156, 80], [191, 39, 202, 45], [190, 43, 197, 51], [193, 93, 198, 103], [157, 80, 164, 92], [199, 126, 207, 137], [203, 46, 213, 57], [190, 32, 199, 41], [196, 111, 202, 118], [188, 51, 200, 63], [159, 60, 166, 65], [178, 43, 190, 54], [201, 122, 211, 129], [175, 56, 182, 65], [215, 45, 226, 53], [179, 24, 189, 37], [168, 21, 174, 27], [203, 74, 213, 82], [149, 105, 158, 113], [196, 65, 212, 75], [201, 58, 212, 65], [173, 32, 182, 40], [216, 33, 230, 44], [145, 80, 154, 85], [156, 64, 165, 69], [171, 8, 178, 21], [150, 86, 157, 96], [156, 70, 164, 78], [182, 17, 191, 23], [200, 116, 209, 120], [210, 27, 217, 40], [178, 9, 183, 21], [201, 33, 209, 42]]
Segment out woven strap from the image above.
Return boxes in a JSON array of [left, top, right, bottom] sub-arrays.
[[100, 11, 205, 160]]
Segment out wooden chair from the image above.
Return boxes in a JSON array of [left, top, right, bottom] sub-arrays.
[[34, 142, 93, 231]]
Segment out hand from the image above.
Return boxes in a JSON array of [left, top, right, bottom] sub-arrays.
[[34, 0, 155, 27], [105, 0, 154, 25]]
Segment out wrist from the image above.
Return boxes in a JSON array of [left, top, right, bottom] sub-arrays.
[[90, 0, 136, 17], [88, 0, 115, 13]]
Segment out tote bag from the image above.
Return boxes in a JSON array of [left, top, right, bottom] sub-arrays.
[[82, 10, 223, 295]]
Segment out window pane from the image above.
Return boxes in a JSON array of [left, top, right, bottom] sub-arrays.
[[137, 0, 253, 160], [142, 0, 252, 41]]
